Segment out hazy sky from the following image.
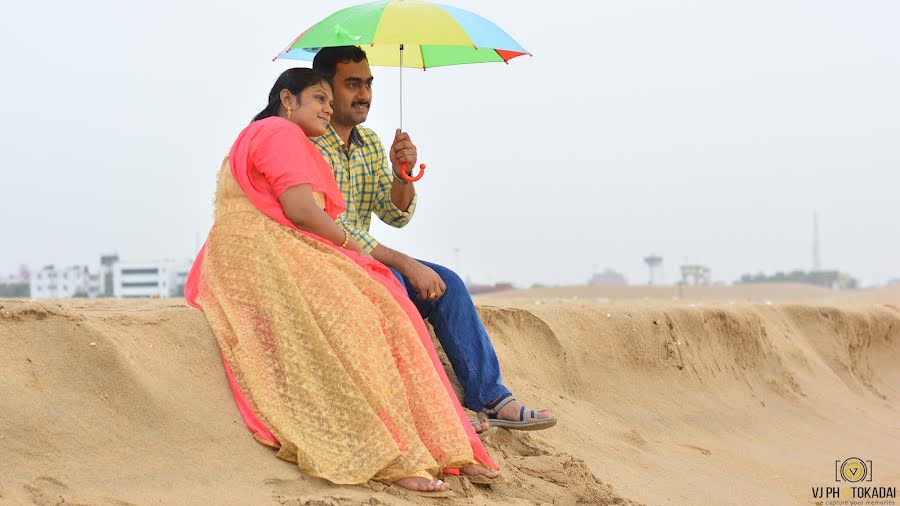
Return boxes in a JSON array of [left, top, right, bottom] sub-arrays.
[[2, 1, 898, 287]]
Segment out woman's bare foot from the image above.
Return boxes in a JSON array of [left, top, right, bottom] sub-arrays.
[[461, 464, 499, 479], [472, 417, 491, 434], [393, 476, 450, 493]]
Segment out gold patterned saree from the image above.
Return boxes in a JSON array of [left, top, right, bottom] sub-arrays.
[[190, 119, 482, 485]]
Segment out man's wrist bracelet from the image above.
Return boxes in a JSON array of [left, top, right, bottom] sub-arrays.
[[393, 169, 410, 185]]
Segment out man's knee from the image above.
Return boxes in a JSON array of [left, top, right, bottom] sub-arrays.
[[428, 263, 466, 294]]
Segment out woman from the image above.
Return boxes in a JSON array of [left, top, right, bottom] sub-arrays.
[[184, 68, 498, 496]]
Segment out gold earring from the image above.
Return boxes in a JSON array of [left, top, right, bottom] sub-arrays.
[[287, 107, 293, 120]]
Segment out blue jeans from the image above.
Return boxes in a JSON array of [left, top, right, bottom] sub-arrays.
[[389, 259, 510, 412]]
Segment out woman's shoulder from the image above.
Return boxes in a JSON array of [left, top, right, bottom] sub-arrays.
[[237, 117, 312, 151], [247, 116, 303, 137]]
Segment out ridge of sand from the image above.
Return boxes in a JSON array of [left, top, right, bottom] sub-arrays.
[[481, 282, 840, 302], [1, 293, 898, 505]]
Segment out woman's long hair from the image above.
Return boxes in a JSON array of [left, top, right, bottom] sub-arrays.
[[253, 68, 327, 121]]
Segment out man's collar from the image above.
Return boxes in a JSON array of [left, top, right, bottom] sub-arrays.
[[348, 126, 364, 148], [324, 124, 365, 148]]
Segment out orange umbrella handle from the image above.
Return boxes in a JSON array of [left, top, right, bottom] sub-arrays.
[[398, 163, 427, 182]]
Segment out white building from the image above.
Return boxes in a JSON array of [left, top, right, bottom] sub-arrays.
[[86, 271, 103, 298], [100, 253, 120, 297], [30, 265, 102, 299], [113, 260, 192, 298], [588, 268, 628, 286]]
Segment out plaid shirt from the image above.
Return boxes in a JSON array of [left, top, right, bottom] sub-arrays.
[[312, 124, 417, 253]]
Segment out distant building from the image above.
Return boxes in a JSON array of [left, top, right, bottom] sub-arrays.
[[0, 265, 31, 297], [466, 282, 514, 295], [588, 268, 627, 286], [27, 256, 192, 299], [86, 271, 103, 298], [1, 265, 31, 284], [680, 264, 711, 286], [807, 270, 857, 290], [30, 265, 102, 299], [100, 253, 120, 297], [173, 263, 190, 297], [113, 260, 191, 298], [736, 269, 857, 290]]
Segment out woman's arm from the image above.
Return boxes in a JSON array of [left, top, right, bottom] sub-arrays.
[[278, 184, 363, 254]]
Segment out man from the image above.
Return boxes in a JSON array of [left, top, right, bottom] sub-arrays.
[[312, 46, 555, 432]]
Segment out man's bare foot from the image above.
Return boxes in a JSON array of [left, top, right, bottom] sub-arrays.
[[480, 395, 557, 430], [393, 476, 450, 493], [461, 464, 499, 479], [496, 399, 553, 423]]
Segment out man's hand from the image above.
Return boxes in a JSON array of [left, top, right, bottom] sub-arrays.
[[401, 259, 445, 301], [390, 129, 417, 175]]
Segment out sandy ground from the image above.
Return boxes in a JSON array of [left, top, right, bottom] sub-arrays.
[[1, 283, 898, 505]]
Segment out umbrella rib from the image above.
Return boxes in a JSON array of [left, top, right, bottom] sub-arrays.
[[370, 0, 392, 46], [273, 29, 308, 61]]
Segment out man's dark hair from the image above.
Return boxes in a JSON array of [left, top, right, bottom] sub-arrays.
[[312, 46, 368, 85]]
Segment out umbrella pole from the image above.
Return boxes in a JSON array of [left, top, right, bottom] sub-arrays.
[[396, 43, 426, 182]]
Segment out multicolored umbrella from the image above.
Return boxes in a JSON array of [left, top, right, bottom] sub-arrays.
[[275, 0, 530, 69], [275, 0, 529, 181]]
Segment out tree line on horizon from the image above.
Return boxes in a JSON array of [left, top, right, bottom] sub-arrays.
[[736, 269, 858, 289]]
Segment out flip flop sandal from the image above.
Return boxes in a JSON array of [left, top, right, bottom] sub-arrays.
[[480, 394, 558, 431]]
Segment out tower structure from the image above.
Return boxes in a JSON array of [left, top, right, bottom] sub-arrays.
[[813, 211, 821, 272], [644, 254, 663, 285]]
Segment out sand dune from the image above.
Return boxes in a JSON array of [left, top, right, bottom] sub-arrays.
[[1, 286, 898, 504], [482, 282, 841, 302]]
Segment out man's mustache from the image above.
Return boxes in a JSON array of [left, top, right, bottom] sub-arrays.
[[351, 101, 370, 107]]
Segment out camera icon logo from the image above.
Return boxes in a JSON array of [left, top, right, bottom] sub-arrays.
[[835, 458, 872, 483]]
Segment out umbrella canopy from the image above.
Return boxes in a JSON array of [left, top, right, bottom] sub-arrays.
[[275, 0, 529, 69]]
